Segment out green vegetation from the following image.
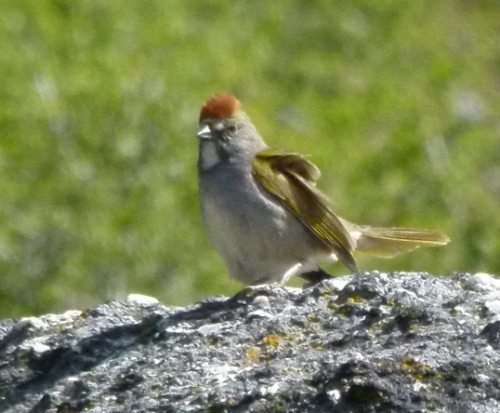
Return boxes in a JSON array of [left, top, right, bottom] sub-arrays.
[[1, 0, 499, 318]]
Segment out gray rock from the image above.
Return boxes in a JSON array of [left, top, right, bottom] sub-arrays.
[[0, 272, 499, 412]]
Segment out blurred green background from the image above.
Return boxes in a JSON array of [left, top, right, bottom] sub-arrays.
[[0, 0, 499, 318]]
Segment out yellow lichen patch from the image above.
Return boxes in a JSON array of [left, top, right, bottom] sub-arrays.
[[262, 334, 281, 348], [245, 346, 261, 363], [346, 295, 365, 304]]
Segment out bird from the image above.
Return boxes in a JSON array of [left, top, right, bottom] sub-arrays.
[[196, 94, 450, 286]]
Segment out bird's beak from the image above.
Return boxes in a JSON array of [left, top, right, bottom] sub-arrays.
[[197, 125, 212, 140]]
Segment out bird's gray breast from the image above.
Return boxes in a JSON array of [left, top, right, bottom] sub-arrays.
[[199, 162, 288, 267]]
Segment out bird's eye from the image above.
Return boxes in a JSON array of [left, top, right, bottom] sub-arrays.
[[226, 124, 238, 136]]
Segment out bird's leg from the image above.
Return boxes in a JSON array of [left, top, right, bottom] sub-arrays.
[[279, 262, 303, 286]]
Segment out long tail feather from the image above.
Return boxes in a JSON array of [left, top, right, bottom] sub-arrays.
[[356, 226, 450, 258]]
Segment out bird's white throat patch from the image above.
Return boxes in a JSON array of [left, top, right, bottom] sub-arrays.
[[200, 140, 220, 170]]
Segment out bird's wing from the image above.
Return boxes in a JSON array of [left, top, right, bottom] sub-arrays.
[[253, 148, 322, 183], [252, 149, 357, 272]]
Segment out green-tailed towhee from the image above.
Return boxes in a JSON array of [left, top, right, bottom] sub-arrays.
[[197, 94, 449, 285]]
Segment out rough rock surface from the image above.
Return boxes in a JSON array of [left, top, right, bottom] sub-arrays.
[[0, 272, 499, 413]]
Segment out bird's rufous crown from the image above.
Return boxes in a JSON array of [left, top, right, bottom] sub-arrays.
[[199, 94, 241, 122]]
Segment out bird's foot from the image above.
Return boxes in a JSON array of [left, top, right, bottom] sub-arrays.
[[299, 268, 333, 287], [230, 283, 281, 303]]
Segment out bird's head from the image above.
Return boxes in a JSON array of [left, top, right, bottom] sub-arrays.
[[197, 94, 267, 169]]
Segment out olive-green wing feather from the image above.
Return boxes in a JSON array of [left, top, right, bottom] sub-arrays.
[[252, 149, 358, 272], [254, 148, 322, 183]]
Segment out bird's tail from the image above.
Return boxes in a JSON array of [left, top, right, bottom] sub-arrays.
[[354, 226, 450, 258]]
